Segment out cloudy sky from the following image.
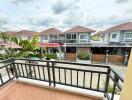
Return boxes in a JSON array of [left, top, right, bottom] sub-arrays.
[[0, 0, 132, 32]]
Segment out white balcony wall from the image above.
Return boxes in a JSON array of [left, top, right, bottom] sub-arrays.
[[109, 31, 120, 42], [100, 33, 109, 43]]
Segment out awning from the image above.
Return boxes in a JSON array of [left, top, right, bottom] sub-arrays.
[[39, 43, 63, 48]]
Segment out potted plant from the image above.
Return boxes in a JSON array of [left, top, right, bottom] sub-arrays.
[[77, 52, 91, 64]]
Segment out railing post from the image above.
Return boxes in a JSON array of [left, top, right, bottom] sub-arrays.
[[111, 75, 119, 100], [12, 58, 18, 79], [47, 61, 51, 86], [0, 73, 3, 85], [52, 62, 56, 87], [104, 67, 110, 97]]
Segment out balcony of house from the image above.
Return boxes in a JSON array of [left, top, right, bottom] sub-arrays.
[[39, 35, 65, 44], [0, 59, 123, 100], [49, 39, 65, 44], [65, 33, 91, 46]]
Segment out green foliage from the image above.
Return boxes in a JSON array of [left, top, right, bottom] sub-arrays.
[[0, 32, 39, 59], [108, 85, 113, 93], [108, 85, 120, 94], [0, 32, 10, 43], [77, 52, 90, 60], [43, 53, 57, 59]]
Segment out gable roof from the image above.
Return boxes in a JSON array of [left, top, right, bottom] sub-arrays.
[[65, 26, 95, 33], [105, 22, 132, 32], [6, 30, 36, 37], [39, 28, 63, 35], [17, 30, 36, 36], [6, 31, 18, 35]]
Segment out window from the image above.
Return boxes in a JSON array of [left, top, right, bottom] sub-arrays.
[[51, 36, 57, 40], [112, 34, 117, 38], [79, 34, 88, 43], [125, 33, 132, 38], [66, 34, 77, 43], [43, 35, 48, 40], [80, 34, 87, 39], [125, 32, 132, 41], [101, 35, 104, 38]]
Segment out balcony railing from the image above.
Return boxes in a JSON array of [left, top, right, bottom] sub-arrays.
[[49, 40, 65, 43], [0, 58, 123, 100]]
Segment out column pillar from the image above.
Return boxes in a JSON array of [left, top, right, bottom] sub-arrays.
[[120, 49, 132, 100]]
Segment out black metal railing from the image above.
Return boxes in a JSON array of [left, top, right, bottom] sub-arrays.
[[0, 58, 124, 100], [0, 59, 15, 86]]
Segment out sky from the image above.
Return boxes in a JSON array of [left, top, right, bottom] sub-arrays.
[[0, 0, 132, 32]]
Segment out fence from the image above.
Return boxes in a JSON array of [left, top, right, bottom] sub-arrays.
[[0, 58, 124, 100]]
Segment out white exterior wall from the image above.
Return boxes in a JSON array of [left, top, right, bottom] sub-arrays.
[[100, 33, 109, 43], [109, 31, 120, 42], [21, 36, 29, 40]]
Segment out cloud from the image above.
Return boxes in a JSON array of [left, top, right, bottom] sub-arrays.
[[10, 0, 35, 5], [125, 7, 132, 14], [0, 12, 8, 26], [21, 14, 55, 27], [52, 0, 70, 14], [52, 0, 81, 14], [115, 0, 129, 3], [86, 14, 132, 30]]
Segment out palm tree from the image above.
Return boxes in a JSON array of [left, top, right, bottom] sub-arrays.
[[0, 32, 10, 43], [0, 32, 39, 59], [0, 32, 39, 77]]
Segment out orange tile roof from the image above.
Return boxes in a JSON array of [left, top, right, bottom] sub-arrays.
[[65, 26, 95, 33]]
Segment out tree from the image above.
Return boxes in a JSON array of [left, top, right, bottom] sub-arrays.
[[0, 32, 39, 59], [0, 32, 10, 43]]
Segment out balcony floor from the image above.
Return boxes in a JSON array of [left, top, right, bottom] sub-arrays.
[[0, 81, 102, 100]]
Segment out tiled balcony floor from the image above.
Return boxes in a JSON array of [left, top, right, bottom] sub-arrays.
[[0, 81, 102, 100]]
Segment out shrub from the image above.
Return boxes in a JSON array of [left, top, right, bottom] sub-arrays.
[[77, 52, 90, 60], [43, 53, 57, 59], [108, 85, 120, 94]]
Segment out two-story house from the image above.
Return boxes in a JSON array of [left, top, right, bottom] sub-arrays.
[[100, 22, 132, 44], [64, 26, 95, 61], [39, 28, 64, 53], [93, 22, 132, 64]]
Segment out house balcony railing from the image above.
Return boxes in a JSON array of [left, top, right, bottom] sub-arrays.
[[49, 40, 65, 43], [0, 58, 123, 100]]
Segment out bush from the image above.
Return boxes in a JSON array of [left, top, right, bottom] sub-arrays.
[[77, 52, 90, 60], [43, 53, 57, 59], [108, 85, 120, 94]]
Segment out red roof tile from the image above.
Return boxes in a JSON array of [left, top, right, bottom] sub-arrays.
[[39, 28, 63, 35], [105, 22, 132, 32], [65, 26, 95, 33]]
